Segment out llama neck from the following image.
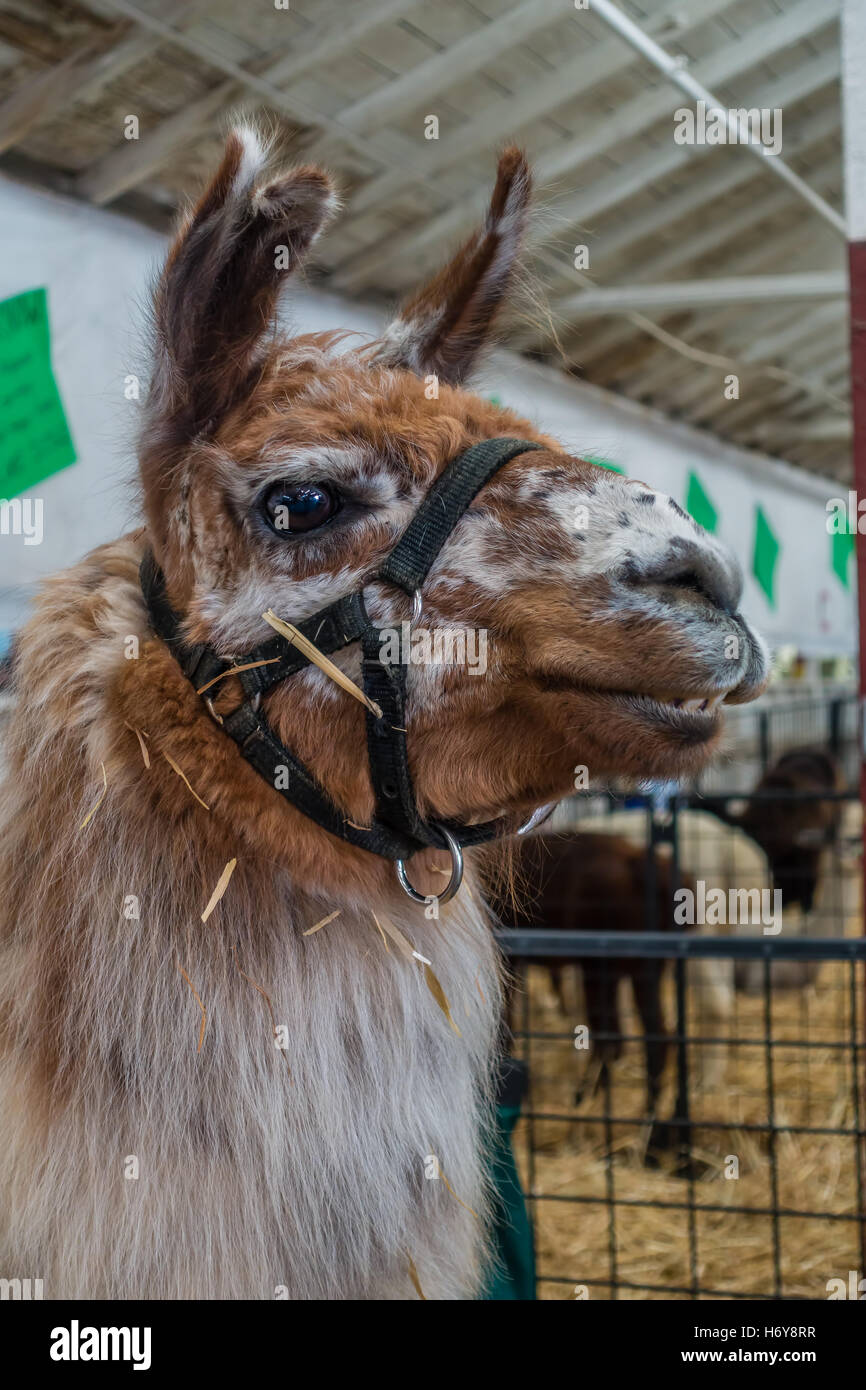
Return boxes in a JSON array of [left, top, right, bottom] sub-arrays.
[[0, 533, 502, 1298]]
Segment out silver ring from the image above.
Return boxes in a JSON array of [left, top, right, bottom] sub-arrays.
[[411, 589, 423, 624], [204, 696, 224, 726], [396, 824, 464, 905]]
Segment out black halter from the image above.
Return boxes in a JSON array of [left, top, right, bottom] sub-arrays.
[[140, 436, 542, 901]]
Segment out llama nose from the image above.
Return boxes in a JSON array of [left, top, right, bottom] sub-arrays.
[[626, 538, 742, 616]]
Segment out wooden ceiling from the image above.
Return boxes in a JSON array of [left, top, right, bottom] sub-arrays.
[[0, 0, 851, 479]]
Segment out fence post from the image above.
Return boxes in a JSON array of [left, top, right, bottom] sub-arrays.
[[842, 3, 866, 1170], [758, 709, 771, 773], [828, 697, 842, 756], [665, 800, 693, 1177]]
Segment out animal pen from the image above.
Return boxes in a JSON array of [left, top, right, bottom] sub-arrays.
[[499, 782, 866, 1301]]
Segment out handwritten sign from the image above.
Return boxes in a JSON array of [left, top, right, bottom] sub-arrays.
[[0, 287, 76, 498]]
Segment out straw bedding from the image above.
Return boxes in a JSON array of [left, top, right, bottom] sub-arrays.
[[511, 955, 865, 1300]]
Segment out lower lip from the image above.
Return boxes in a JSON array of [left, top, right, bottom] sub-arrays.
[[613, 692, 724, 736]]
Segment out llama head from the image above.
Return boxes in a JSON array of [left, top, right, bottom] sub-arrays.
[[138, 128, 767, 889]]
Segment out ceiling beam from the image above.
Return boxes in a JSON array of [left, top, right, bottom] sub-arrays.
[[575, 227, 847, 425], [522, 124, 842, 357], [255, 0, 419, 87], [600, 206, 845, 396], [562, 273, 846, 316], [0, 2, 220, 160], [0, 36, 105, 155], [84, 0, 424, 179], [333, 42, 840, 294], [553, 93, 840, 293], [74, 0, 423, 204], [305, 0, 568, 150], [337, 0, 742, 223], [70, 0, 211, 105], [589, 0, 844, 237], [77, 80, 235, 204], [751, 418, 852, 443], [544, 130, 840, 323], [531, 0, 839, 204]]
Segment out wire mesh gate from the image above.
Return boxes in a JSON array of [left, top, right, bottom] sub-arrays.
[[496, 929, 866, 1301]]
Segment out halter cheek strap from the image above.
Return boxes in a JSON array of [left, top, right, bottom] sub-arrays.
[[140, 437, 543, 898]]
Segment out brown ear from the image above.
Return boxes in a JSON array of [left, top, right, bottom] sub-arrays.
[[375, 147, 531, 385], [141, 126, 337, 481]]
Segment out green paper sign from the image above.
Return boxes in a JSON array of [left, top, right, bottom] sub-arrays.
[[0, 288, 76, 498], [752, 504, 780, 607], [685, 470, 718, 534], [831, 528, 855, 589]]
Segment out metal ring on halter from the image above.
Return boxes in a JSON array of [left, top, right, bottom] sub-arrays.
[[517, 802, 557, 835], [396, 823, 464, 905], [411, 589, 423, 623], [204, 696, 224, 726]]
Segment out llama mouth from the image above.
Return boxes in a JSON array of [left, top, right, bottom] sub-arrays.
[[645, 692, 727, 715], [610, 689, 727, 738]]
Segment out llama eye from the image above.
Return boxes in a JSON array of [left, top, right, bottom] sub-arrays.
[[261, 482, 340, 534]]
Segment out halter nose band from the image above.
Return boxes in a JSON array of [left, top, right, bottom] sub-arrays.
[[140, 437, 543, 901], [379, 436, 542, 594]]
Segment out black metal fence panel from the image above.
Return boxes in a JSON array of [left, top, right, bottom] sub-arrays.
[[496, 786, 866, 1301]]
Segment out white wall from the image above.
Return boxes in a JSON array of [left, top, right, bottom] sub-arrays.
[[0, 173, 855, 659]]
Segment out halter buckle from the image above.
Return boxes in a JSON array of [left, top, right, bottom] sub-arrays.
[[396, 824, 463, 905]]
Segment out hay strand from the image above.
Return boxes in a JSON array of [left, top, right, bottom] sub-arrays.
[[196, 657, 280, 696], [78, 761, 107, 830], [424, 964, 462, 1037], [262, 608, 382, 718], [163, 752, 210, 811], [406, 1253, 427, 1301], [303, 909, 341, 936], [435, 1160, 479, 1220], [176, 961, 207, 1053], [373, 911, 415, 961], [232, 946, 292, 1081], [372, 914, 391, 954], [201, 858, 237, 922], [124, 722, 150, 769]]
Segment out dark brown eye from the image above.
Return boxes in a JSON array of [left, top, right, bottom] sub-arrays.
[[261, 482, 340, 534]]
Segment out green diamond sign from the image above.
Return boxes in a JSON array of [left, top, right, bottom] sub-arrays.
[[685, 470, 718, 534], [752, 505, 780, 606], [831, 529, 855, 589]]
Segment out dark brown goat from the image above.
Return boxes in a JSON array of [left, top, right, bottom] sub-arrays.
[[484, 746, 847, 1122], [733, 747, 845, 911], [484, 832, 684, 1116]]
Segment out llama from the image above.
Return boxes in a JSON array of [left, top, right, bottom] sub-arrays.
[[0, 129, 768, 1300]]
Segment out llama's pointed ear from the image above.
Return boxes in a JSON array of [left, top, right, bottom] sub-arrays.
[[374, 147, 531, 385], [143, 127, 338, 463]]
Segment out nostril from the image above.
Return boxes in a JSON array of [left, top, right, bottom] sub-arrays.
[[665, 568, 717, 606], [624, 541, 741, 616]]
